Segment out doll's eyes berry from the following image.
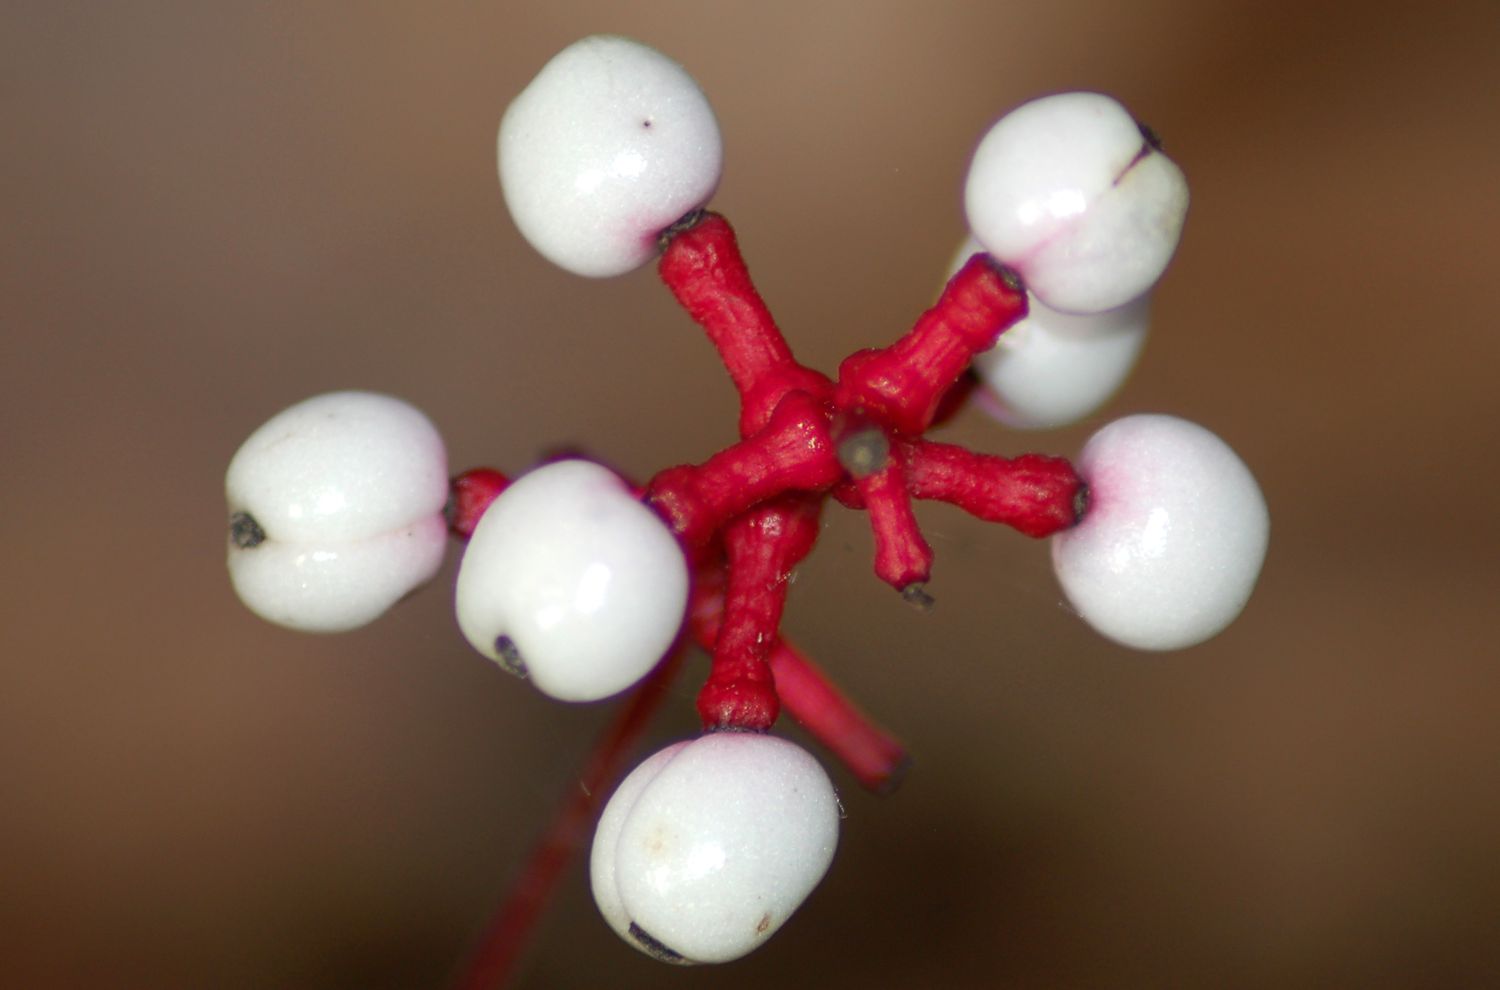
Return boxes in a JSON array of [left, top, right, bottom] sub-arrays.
[[971, 293, 1148, 430], [453, 459, 690, 702], [224, 391, 448, 633], [589, 733, 839, 964], [1051, 414, 1269, 650], [949, 236, 1150, 430], [964, 91, 1189, 314], [498, 34, 723, 278]]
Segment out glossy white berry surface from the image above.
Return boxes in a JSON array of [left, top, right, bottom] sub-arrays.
[[225, 391, 449, 632], [454, 459, 689, 701], [590, 733, 840, 964], [499, 35, 723, 278], [1052, 415, 1268, 650], [948, 237, 1149, 429], [590, 740, 689, 958], [964, 91, 1188, 314]]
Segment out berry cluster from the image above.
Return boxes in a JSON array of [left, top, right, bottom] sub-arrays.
[[224, 35, 1268, 980]]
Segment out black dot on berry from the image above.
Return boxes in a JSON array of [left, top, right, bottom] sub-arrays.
[[494, 635, 528, 678], [229, 511, 266, 549], [1072, 482, 1092, 524], [628, 923, 687, 965]]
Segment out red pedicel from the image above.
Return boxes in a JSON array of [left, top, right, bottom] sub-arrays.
[[454, 211, 1085, 987]]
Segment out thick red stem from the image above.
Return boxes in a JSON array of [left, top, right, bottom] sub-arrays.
[[697, 495, 822, 730], [454, 649, 685, 990], [687, 560, 909, 792], [646, 390, 841, 549], [834, 253, 1027, 437], [448, 468, 511, 540], [768, 640, 910, 793], [904, 439, 1083, 537], [660, 211, 832, 435], [847, 442, 933, 592]]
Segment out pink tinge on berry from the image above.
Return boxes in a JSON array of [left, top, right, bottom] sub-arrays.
[[590, 733, 839, 964], [498, 35, 723, 277], [1052, 414, 1268, 650], [964, 92, 1188, 314]]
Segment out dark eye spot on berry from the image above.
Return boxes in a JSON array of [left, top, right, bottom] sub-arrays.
[[628, 923, 688, 964], [986, 258, 1025, 292], [1114, 143, 1154, 187], [495, 635, 528, 678], [1111, 121, 1165, 188], [229, 511, 266, 549], [1072, 482, 1091, 525], [641, 117, 653, 129]]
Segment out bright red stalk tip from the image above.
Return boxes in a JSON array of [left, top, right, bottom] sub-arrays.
[[448, 467, 511, 539]]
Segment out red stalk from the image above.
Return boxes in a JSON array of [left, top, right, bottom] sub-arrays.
[[447, 468, 511, 539], [696, 495, 821, 730], [645, 390, 842, 549], [660, 211, 833, 435], [847, 443, 933, 592], [453, 649, 685, 990], [768, 640, 910, 794], [904, 439, 1083, 537], [687, 558, 909, 792], [835, 253, 1027, 437], [448, 213, 1087, 985]]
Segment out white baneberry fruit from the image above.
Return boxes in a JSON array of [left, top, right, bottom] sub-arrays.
[[498, 35, 723, 278], [225, 391, 449, 633], [589, 740, 689, 953], [590, 733, 840, 965], [949, 237, 1149, 430], [964, 92, 1188, 314], [454, 459, 689, 702], [1052, 414, 1268, 650]]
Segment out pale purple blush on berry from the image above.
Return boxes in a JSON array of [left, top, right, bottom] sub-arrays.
[[1052, 414, 1269, 650], [498, 35, 723, 278]]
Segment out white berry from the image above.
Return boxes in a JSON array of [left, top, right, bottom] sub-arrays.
[[948, 237, 1149, 429], [498, 35, 723, 278], [225, 391, 449, 632], [590, 733, 840, 964], [454, 459, 689, 702], [964, 92, 1188, 314], [1052, 415, 1268, 650], [590, 740, 689, 954]]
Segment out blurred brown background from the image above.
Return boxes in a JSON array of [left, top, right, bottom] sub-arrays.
[[4, 1, 1498, 987]]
